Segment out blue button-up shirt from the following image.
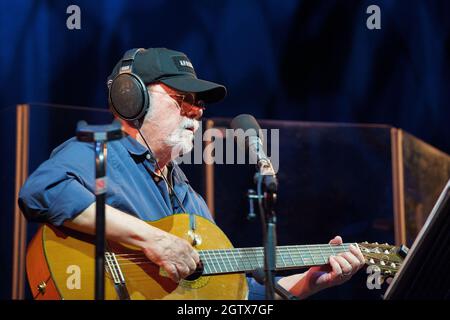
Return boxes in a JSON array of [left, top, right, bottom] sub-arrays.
[[18, 134, 268, 299]]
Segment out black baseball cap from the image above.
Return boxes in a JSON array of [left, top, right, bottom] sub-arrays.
[[108, 48, 227, 104]]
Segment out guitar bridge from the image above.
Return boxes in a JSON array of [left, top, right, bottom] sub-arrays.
[[105, 251, 130, 299]]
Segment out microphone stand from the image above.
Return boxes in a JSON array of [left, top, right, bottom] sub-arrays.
[[76, 120, 123, 300], [255, 161, 278, 300]]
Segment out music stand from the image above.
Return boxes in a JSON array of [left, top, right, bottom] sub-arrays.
[[384, 180, 450, 300]]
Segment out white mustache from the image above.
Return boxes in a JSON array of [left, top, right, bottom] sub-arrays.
[[179, 118, 199, 131]]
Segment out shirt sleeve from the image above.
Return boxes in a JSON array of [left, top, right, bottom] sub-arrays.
[[247, 276, 284, 300], [18, 139, 96, 226]]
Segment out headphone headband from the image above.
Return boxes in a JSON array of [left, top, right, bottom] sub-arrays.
[[119, 48, 144, 73]]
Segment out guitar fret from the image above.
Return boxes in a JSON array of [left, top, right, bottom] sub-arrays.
[[293, 246, 306, 266], [228, 250, 238, 272], [239, 250, 252, 271], [208, 250, 220, 274], [214, 250, 225, 273], [230, 250, 240, 272], [241, 249, 255, 271], [308, 245, 318, 265], [300, 246, 313, 265], [201, 243, 355, 275], [312, 246, 326, 264], [278, 251, 287, 268], [245, 248, 258, 270], [235, 250, 244, 271], [214, 250, 224, 273], [201, 251, 211, 274], [231, 250, 239, 272], [318, 247, 327, 264], [277, 248, 288, 268], [282, 249, 290, 265], [223, 249, 233, 273], [251, 248, 259, 269], [287, 247, 296, 266], [254, 249, 262, 269]]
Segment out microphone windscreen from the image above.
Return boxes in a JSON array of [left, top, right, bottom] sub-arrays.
[[230, 114, 261, 136]]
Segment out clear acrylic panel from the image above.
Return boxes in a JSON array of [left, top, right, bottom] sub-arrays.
[[5, 103, 113, 299], [199, 117, 450, 299], [402, 131, 450, 245]]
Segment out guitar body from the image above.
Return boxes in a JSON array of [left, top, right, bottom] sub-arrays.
[[26, 214, 248, 300]]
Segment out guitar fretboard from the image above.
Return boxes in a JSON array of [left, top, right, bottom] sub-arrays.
[[199, 244, 355, 275]]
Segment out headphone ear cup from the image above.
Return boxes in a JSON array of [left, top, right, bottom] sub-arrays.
[[109, 73, 149, 127]]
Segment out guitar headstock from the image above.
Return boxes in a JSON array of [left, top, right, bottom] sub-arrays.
[[357, 242, 408, 279]]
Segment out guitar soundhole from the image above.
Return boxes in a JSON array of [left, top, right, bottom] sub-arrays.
[[184, 261, 204, 281]]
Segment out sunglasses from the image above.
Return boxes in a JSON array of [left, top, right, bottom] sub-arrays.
[[151, 90, 206, 114]]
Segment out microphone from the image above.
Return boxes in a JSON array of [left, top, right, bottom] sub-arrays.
[[230, 114, 278, 192]]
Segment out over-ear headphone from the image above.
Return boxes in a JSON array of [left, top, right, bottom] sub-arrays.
[[108, 48, 149, 128]]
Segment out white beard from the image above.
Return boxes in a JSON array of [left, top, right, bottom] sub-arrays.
[[166, 118, 199, 157]]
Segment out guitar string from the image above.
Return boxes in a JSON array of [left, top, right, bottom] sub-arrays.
[[111, 247, 396, 273], [112, 246, 354, 267], [113, 255, 397, 273], [111, 254, 399, 278], [113, 245, 354, 261], [112, 243, 357, 258], [105, 245, 397, 279], [113, 246, 353, 264], [113, 254, 393, 269], [112, 247, 347, 261], [112, 244, 391, 268], [110, 262, 399, 279], [111, 259, 397, 279]]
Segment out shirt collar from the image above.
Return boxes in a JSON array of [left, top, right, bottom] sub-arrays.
[[122, 134, 150, 157]]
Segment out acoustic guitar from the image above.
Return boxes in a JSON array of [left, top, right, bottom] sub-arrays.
[[26, 213, 405, 300]]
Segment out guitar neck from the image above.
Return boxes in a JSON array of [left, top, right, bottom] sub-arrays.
[[199, 243, 356, 276]]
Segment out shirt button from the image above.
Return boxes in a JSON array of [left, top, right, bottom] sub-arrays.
[[146, 154, 151, 160], [154, 177, 160, 183]]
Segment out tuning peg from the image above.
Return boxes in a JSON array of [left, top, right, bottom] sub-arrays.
[[390, 263, 397, 268], [374, 242, 379, 245], [380, 260, 386, 266], [369, 259, 375, 264], [384, 250, 390, 254]]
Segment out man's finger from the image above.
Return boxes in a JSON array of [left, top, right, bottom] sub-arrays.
[[187, 257, 198, 274], [339, 252, 361, 274], [333, 255, 352, 275], [162, 262, 180, 283], [176, 263, 191, 280], [329, 236, 343, 245], [350, 245, 366, 266], [329, 256, 342, 277], [191, 249, 200, 265]]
